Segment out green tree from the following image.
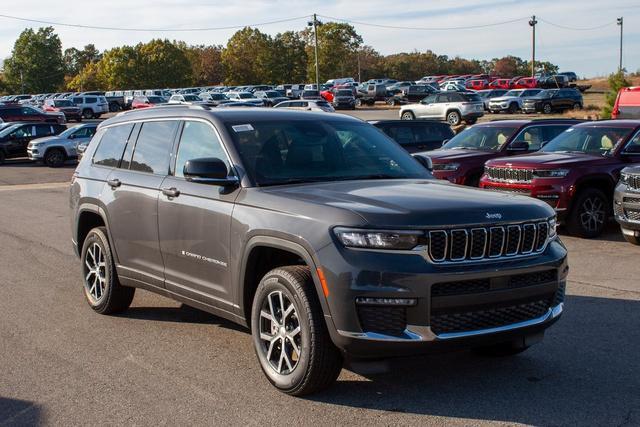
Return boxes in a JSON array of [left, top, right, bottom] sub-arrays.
[[602, 71, 631, 118], [222, 27, 273, 85], [64, 44, 101, 76], [3, 27, 65, 93], [302, 22, 363, 83], [66, 61, 104, 91], [137, 39, 193, 88], [185, 44, 225, 86], [270, 31, 307, 83], [95, 45, 141, 89]]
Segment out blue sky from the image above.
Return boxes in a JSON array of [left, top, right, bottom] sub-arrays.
[[0, 0, 637, 77]]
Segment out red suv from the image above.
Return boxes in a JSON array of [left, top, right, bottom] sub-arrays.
[[513, 77, 538, 89], [612, 87, 640, 119], [480, 120, 640, 237], [488, 79, 512, 89], [0, 104, 65, 124], [466, 79, 488, 91], [420, 119, 581, 186]]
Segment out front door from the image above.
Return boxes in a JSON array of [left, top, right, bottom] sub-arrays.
[[158, 120, 239, 311], [5, 125, 33, 157]]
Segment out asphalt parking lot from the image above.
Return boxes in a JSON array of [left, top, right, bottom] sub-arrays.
[[0, 130, 639, 426]]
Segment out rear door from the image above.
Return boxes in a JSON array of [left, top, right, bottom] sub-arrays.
[[158, 120, 239, 309], [102, 120, 180, 286], [5, 125, 33, 157]]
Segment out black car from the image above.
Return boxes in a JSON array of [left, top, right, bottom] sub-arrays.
[[390, 85, 438, 105], [332, 89, 356, 110], [371, 120, 454, 153], [0, 122, 66, 164], [254, 90, 289, 107], [614, 165, 640, 245], [521, 89, 583, 114], [71, 105, 566, 396], [558, 71, 578, 82]]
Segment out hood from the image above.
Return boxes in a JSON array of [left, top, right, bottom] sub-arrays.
[[259, 179, 554, 228], [420, 148, 498, 163], [30, 135, 61, 144], [622, 165, 640, 175], [489, 96, 520, 102], [486, 151, 613, 169]]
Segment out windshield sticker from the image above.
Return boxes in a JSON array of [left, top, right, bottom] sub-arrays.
[[232, 124, 254, 132]]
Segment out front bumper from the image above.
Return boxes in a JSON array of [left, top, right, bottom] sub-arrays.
[[613, 182, 640, 232], [27, 148, 42, 160], [317, 238, 568, 358]]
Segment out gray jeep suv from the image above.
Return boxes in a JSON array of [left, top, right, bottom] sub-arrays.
[[70, 106, 567, 395]]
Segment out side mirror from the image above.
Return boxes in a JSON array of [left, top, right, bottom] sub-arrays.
[[441, 139, 449, 146], [68, 134, 76, 139], [183, 157, 238, 186], [507, 141, 529, 152], [540, 140, 550, 148], [413, 154, 433, 172]]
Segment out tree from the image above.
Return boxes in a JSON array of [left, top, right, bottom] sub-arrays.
[[301, 22, 362, 83], [602, 71, 631, 118], [66, 62, 104, 91], [95, 45, 141, 89], [356, 46, 384, 82], [222, 27, 274, 85], [185, 44, 225, 86], [3, 27, 65, 93], [270, 31, 307, 83], [492, 56, 525, 77], [64, 44, 101, 76], [137, 39, 193, 88]]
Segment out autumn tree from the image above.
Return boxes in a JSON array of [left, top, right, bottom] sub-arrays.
[[301, 22, 362, 83], [185, 44, 225, 86], [64, 44, 102, 76], [222, 27, 274, 85]]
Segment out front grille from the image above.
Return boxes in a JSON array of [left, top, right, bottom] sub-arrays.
[[427, 221, 550, 263], [614, 202, 624, 216], [485, 167, 533, 183], [509, 269, 557, 289], [432, 279, 490, 297], [624, 209, 640, 222], [431, 270, 557, 297], [623, 196, 640, 204], [628, 175, 640, 190], [483, 185, 531, 195], [431, 300, 551, 335], [357, 306, 406, 336]]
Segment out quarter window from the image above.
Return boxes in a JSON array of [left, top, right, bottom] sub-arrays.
[[175, 121, 229, 178], [93, 123, 135, 167], [129, 121, 178, 175]]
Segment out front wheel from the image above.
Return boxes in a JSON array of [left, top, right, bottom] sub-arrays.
[[401, 111, 415, 120], [82, 109, 93, 119], [566, 188, 608, 238], [573, 102, 582, 110], [542, 103, 553, 114], [44, 148, 65, 168], [446, 111, 461, 126], [81, 227, 135, 314], [251, 266, 343, 396]]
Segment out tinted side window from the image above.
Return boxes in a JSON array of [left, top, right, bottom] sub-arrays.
[[542, 125, 571, 143], [386, 126, 415, 145], [175, 121, 229, 178], [93, 123, 135, 168], [86, 97, 97, 104], [72, 97, 83, 104], [35, 124, 52, 136], [129, 121, 178, 175]]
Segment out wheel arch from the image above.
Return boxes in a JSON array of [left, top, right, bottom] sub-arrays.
[[75, 204, 117, 260]]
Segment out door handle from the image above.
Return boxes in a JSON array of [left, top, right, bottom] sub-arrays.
[[107, 178, 121, 188], [162, 187, 180, 198]]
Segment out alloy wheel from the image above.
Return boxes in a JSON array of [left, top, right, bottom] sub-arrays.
[[46, 150, 64, 167], [84, 242, 107, 303], [579, 196, 605, 233], [258, 290, 301, 375]]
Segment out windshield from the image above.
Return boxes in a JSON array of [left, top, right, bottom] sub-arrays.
[[336, 90, 353, 96], [225, 120, 432, 186], [147, 96, 167, 103], [264, 91, 280, 97], [183, 94, 200, 101], [54, 100, 73, 107], [541, 126, 634, 156], [443, 126, 518, 152], [503, 90, 523, 97], [237, 93, 254, 99]]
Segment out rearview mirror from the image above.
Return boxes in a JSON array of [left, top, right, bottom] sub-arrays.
[[507, 141, 529, 152], [183, 158, 238, 186], [413, 154, 433, 172]]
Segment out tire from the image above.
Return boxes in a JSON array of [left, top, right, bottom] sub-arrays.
[[355, 99, 362, 107], [446, 111, 461, 126], [76, 117, 83, 122], [507, 103, 518, 114], [82, 109, 93, 119], [465, 118, 478, 125], [622, 229, 640, 245], [566, 188, 608, 238], [44, 148, 65, 168], [251, 266, 343, 396], [542, 103, 553, 114], [472, 341, 530, 357], [109, 102, 121, 112], [401, 111, 415, 120], [81, 226, 135, 314], [573, 102, 582, 110]]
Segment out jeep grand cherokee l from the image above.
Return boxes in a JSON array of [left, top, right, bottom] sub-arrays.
[[481, 120, 640, 238], [614, 166, 640, 245], [521, 89, 583, 114], [71, 106, 567, 396], [418, 119, 580, 186]]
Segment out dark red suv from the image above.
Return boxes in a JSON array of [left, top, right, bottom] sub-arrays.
[[420, 119, 581, 186], [0, 104, 66, 124], [480, 120, 640, 237]]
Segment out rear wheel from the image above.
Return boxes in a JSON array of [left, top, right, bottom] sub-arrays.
[[566, 188, 608, 238], [82, 109, 93, 119], [401, 111, 415, 120], [446, 111, 461, 126], [542, 103, 553, 114], [251, 266, 343, 396], [81, 227, 135, 314], [508, 103, 518, 114], [572, 102, 582, 110], [44, 148, 65, 168]]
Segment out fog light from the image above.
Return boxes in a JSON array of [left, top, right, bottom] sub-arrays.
[[355, 297, 417, 306]]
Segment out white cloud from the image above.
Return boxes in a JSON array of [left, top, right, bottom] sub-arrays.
[[0, 0, 637, 76]]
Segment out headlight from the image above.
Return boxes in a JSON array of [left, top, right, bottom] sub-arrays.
[[548, 217, 557, 239], [334, 228, 424, 250], [532, 169, 569, 178], [432, 163, 460, 171], [620, 172, 631, 186]]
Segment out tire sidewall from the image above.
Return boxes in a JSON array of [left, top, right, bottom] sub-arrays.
[[80, 227, 115, 312], [569, 189, 607, 238], [401, 111, 414, 120], [251, 271, 312, 392], [45, 149, 64, 167], [447, 111, 461, 125], [543, 103, 552, 114]]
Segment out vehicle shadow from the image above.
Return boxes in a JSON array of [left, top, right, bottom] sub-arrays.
[[308, 295, 640, 425], [0, 397, 42, 425], [117, 304, 246, 332]]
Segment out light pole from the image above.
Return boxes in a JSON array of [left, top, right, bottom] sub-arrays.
[[308, 14, 322, 89], [617, 17, 624, 73], [529, 15, 537, 77]]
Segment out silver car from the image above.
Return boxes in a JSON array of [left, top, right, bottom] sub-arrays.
[[27, 123, 97, 167], [399, 92, 484, 126], [487, 89, 543, 113], [274, 99, 335, 112]]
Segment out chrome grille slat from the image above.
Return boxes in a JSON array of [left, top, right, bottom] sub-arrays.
[[486, 167, 533, 183], [426, 221, 550, 264]]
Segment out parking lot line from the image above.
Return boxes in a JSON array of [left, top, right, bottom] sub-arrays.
[[0, 182, 69, 192]]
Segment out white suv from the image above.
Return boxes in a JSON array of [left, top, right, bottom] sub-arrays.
[[399, 92, 484, 126], [71, 95, 109, 119]]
